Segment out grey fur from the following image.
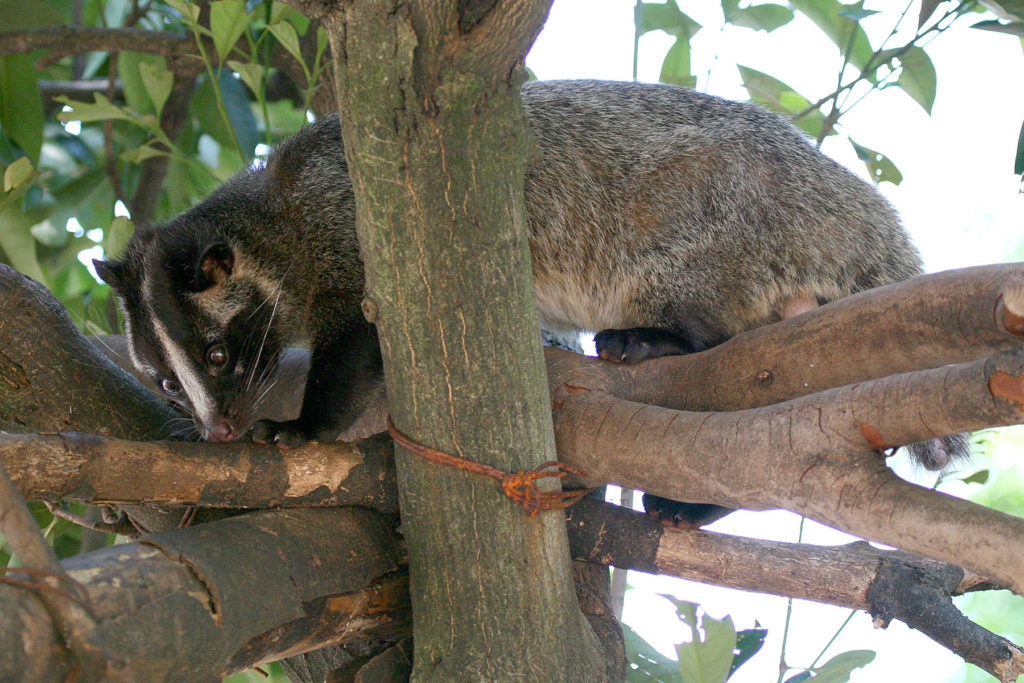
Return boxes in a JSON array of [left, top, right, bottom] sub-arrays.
[[98, 80, 955, 466], [522, 81, 920, 339]]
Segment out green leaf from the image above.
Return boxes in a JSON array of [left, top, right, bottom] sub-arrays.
[[120, 144, 168, 164], [0, 157, 38, 209], [55, 94, 133, 124], [165, 0, 200, 25], [837, 6, 879, 21], [210, 0, 252, 64], [268, 21, 305, 68], [0, 54, 44, 163], [896, 46, 937, 114], [1015, 119, 1024, 175], [850, 139, 903, 185], [316, 24, 329, 63], [270, 1, 295, 25], [119, 52, 170, 117], [736, 65, 830, 137], [971, 19, 1024, 36], [28, 500, 53, 531], [789, 0, 876, 76], [961, 469, 991, 485], [730, 627, 767, 676], [725, 3, 794, 31], [676, 614, 737, 683], [139, 62, 175, 118], [3, 156, 33, 192], [104, 216, 135, 257], [784, 672, 813, 683], [637, 0, 702, 38], [736, 65, 811, 112], [660, 38, 696, 88], [191, 70, 258, 160], [227, 59, 265, 96], [810, 649, 876, 682], [659, 594, 700, 628], [0, 204, 48, 285], [101, 0, 130, 29], [623, 623, 684, 681]]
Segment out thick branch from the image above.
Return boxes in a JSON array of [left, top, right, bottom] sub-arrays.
[[548, 263, 1024, 411], [0, 27, 196, 64], [0, 508, 409, 681], [6, 445, 1021, 680], [0, 432, 397, 512], [551, 346, 1024, 593], [0, 265, 178, 440], [566, 498, 1024, 682]]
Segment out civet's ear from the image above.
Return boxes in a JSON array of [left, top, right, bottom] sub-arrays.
[[194, 241, 234, 291], [93, 259, 127, 294]]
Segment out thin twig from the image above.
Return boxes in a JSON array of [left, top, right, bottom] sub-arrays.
[[43, 502, 139, 538]]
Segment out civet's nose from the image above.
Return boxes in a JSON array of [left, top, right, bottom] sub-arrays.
[[207, 420, 239, 442]]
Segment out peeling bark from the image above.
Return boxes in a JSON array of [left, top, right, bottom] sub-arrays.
[[0, 432, 398, 512]]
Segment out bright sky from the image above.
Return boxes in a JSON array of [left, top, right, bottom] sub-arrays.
[[526, 2, 1024, 682]]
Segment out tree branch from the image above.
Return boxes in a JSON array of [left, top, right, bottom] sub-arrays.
[[553, 263, 1024, 411], [0, 26, 196, 65], [0, 432, 397, 512], [0, 265, 178, 440], [566, 498, 1024, 683], [550, 346, 1024, 593], [0, 461, 119, 681], [5, 256, 1024, 673], [0, 508, 409, 681]]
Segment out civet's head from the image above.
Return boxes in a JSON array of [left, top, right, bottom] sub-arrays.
[[95, 219, 309, 442]]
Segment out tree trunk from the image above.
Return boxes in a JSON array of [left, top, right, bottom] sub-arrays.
[[309, 1, 605, 679]]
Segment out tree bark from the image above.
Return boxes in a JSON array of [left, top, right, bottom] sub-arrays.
[[0, 508, 408, 681], [0, 266, 176, 439], [309, 1, 605, 680], [2, 484, 1019, 681], [566, 498, 1024, 683], [0, 431, 398, 512]]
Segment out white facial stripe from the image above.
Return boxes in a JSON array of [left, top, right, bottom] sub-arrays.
[[150, 314, 217, 425], [122, 309, 157, 378], [142, 271, 217, 426]]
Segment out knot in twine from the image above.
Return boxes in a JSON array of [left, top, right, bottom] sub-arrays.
[[387, 416, 594, 517]]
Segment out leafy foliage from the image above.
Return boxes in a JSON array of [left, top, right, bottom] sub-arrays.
[[624, 595, 767, 682], [635, 0, 1024, 187], [0, 0, 323, 341]]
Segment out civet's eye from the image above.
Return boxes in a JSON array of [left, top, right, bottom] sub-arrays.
[[161, 378, 182, 395], [206, 344, 228, 368]]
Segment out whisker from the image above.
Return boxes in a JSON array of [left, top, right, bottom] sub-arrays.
[[244, 265, 292, 396]]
